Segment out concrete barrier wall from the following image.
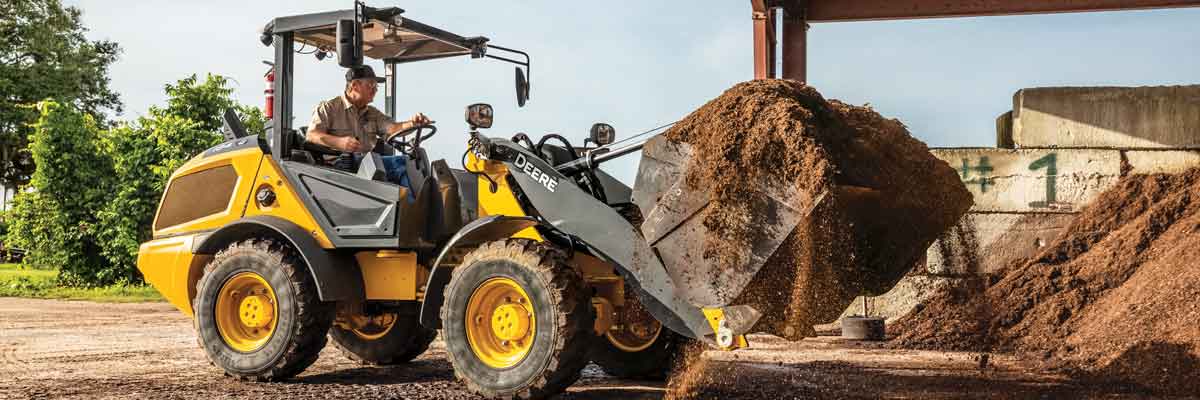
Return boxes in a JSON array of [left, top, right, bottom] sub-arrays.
[[924, 213, 1074, 276], [1009, 86, 1200, 149], [1126, 150, 1200, 174], [931, 148, 1121, 213], [828, 85, 1200, 330], [833, 275, 962, 323]]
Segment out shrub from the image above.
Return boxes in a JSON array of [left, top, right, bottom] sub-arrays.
[[6, 101, 114, 285]]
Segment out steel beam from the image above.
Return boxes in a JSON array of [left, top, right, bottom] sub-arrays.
[[780, 6, 807, 82], [752, 0, 777, 79], [795, 0, 1200, 22]]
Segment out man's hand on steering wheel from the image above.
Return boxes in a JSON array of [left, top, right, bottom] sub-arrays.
[[386, 113, 437, 157], [409, 112, 431, 127]]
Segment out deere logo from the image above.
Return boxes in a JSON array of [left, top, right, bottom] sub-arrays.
[[513, 154, 559, 193]]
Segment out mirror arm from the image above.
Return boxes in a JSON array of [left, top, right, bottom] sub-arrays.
[[484, 45, 531, 83], [485, 44, 530, 67]]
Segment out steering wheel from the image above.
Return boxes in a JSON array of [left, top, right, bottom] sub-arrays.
[[386, 123, 437, 157]]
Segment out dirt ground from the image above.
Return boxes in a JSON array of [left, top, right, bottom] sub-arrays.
[[0, 298, 1166, 400]]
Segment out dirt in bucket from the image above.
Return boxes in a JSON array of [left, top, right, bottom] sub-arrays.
[[889, 168, 1200, 396], [655, 79, 971, 395], [660, 79, 972, 339]]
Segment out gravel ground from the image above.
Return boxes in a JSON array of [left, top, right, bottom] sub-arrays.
[[0, 298, 1163, 399]]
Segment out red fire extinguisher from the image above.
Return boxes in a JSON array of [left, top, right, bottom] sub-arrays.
[[264, 64, 275, 119]]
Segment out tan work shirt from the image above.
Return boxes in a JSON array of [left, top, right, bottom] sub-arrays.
[[309, 95, 392, 153]]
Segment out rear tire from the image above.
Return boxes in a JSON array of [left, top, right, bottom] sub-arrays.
[[194, 239, 334, 381], [441, 240, 593, 399], [330, 312, 437, 365], [591, 330, 686, 380], [590, 280, 686, 380]]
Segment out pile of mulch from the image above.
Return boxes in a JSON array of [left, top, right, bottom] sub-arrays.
[[657, 79, 972, 339], [890, 168, 1200, 395]]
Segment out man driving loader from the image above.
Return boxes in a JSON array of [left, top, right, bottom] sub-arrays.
[[306, 65, 431, 192]]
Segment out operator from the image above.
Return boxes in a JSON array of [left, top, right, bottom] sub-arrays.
[[306, 65, 431, 195]]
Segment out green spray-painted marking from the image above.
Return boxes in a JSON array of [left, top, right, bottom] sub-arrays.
[[959, 157, 995, 192], [1027, 153, 1058, 208]]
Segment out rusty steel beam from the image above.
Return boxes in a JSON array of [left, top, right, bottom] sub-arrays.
[[780, 6, 807, 82], [795, 0, 1200, 22], [752, 2, 777, 79]]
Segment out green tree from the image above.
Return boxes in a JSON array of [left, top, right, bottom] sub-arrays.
[[6, 101, 114, 284], [160, 74, 265, 137], [0, 0, 122, 192]]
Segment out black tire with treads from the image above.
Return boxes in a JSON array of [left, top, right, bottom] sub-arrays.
[[330, 315, 437, 365], [590, 328, 687, 380], [441, 239, 593, 399], [193, 239, 334, 381]]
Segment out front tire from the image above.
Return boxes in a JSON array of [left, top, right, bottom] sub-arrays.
[[441, 240, 593, 399], [194, 239, 334, 381], [330, 312, 437, 365]]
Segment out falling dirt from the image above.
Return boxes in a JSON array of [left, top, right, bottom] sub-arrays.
[[663, 342, 710, 400], [659, 79, 972, 339], [890, 168, 1200, 396]]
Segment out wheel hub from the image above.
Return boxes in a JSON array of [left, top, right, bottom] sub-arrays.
[[239, 294, 274, 329], [491, 303, 531, 341]]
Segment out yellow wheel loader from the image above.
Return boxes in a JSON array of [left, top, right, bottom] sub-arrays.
[[138, 2, 842, 399]]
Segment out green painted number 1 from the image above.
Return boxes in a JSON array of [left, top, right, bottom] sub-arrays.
[[1028, 153, 1057, 208]]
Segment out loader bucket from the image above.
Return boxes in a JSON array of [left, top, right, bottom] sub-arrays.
[[632, 136, 825, 309]]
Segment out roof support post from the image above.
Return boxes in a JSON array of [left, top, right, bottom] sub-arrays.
[[781, 4, 808, 82], [752, 0, 777, 79], [272, 32, 294, 160], [385, 61, 397, 119]]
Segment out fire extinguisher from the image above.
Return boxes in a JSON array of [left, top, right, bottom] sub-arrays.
[[263, 62, 275, 119]]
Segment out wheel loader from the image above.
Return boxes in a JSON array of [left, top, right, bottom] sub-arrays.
[[138, 3, 851, 399]]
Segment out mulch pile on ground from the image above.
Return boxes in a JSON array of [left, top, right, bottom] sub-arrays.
[[659, 79, 972, 339], [890, 169, 1200, 395]]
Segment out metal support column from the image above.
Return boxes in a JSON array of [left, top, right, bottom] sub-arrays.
[[781, 5, 808, 82], [272, 33, 294, 160], [384, 61, 397, 119], [752, 1, 777, 79]]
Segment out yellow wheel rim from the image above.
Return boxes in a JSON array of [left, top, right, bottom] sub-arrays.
[[352, 313, 398, 341], [465, 277, 536, 369], [215, 272, 278, 352], [606, 290, 663, 352]]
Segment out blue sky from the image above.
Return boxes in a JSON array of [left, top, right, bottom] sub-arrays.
[[64, 1, 1200, 182]]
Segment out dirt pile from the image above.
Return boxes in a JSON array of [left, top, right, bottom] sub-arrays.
[[658, 79, 972, 338], [890, 169, 1200, 395]]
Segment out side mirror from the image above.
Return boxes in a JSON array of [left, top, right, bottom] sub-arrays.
[[336, 19, 362, 68], [515, 67, 530, 107], [589, 123, 615, 146], [466, 103, 494, 129]]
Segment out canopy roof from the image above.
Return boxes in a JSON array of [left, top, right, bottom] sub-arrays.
[[263, 8, 488, 63]]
